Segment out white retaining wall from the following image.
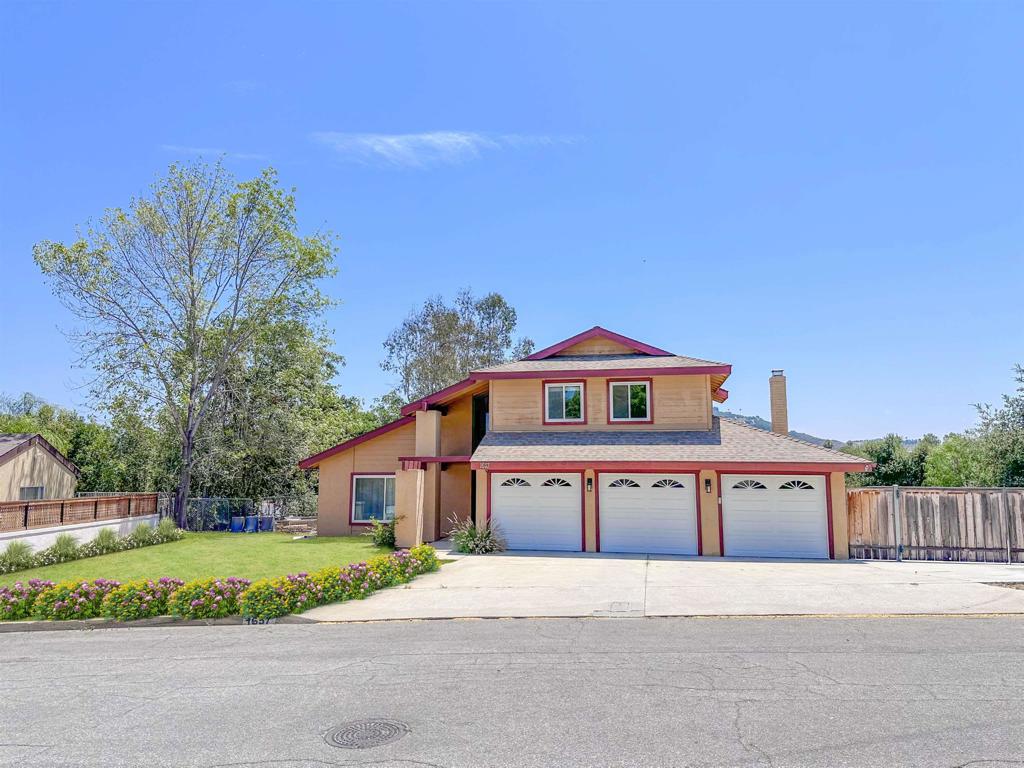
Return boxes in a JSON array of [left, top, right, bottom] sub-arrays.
[[0, 515, 160, 552]]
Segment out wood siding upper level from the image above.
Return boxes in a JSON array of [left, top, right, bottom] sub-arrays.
[[489, 374, 713, 432], [553, 337, 638, 356]]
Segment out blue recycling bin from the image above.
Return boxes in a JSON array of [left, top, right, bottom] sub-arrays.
[[258, 516, 274, 532], [244, 515, 258, 533], [230, 516, 245, 533]]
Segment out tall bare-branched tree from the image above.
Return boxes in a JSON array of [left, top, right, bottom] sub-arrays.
[[34, 161, 335, 525]]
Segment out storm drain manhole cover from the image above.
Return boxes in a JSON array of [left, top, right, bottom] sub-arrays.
[[325, 719, 409, 749]]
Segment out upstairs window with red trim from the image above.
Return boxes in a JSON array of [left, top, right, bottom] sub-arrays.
[[609, 381, 650, 422], [545, 382, 584, 422]]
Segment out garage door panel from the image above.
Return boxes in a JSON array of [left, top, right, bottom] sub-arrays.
[[599, 473, 698, 555], [722, 474, 828, 559], [490, 473, 581, 552]]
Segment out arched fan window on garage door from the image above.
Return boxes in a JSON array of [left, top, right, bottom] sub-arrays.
[[500, 477, 531, 487], [779, 479, 815, 490], [608, 478, 641, 488], [541, 478, 573, 487], [732, 479, 767, 490], [651, 479, 685, 488]]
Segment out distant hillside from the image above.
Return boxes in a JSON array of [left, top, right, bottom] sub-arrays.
[[713, 408, 834, 446]]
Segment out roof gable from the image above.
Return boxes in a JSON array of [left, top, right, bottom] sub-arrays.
[[0, 433, 81, 478], [526, 327, 673, 360]]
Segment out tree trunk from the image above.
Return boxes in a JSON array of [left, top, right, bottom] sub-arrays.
[[174, 432, 194, 529]]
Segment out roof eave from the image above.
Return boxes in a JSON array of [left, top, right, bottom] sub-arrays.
[[298, 415, 415, 469], [525, 326, 675, 359], [473, 364, 733, 380]]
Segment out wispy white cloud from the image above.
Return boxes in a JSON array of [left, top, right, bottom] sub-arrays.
[[159, 144, 268, 161], [309, 131, 577, 168]]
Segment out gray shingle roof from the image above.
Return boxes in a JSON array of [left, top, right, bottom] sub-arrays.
[[471, 418, 870, 466], [0, 433, 35, 459], [472, 354, 728, 374]]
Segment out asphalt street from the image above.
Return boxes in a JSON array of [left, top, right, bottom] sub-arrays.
[[0, 616, 1021, 768]]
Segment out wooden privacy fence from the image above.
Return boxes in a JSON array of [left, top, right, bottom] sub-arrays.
[[848, 486, 1024, 563], [0, 493, 159, 534]]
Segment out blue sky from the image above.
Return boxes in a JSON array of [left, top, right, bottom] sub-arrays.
[[1, 1, 1021, 442]]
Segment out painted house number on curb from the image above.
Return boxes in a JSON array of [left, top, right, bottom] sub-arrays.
[[243, 617, 277, 625]]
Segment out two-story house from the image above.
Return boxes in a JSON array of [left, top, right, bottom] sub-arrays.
[[299, 327, 871, 559]]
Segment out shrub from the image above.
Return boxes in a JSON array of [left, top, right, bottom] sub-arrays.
[[0, 579, 54, 621], [90, 527, 121, 554], [240, 572, 326, 619], [34, 533, 83, 567], [33, 579, 121, 620], [156, 517, 183, 541], [101, 577, 185, 621], [448, 517, 505, 554], [365, 518, 396, 548], [169, 577, 250, 619], [409, 543, 440, 573], [129, 522, 155, 547], [0, 540, 35, 573]]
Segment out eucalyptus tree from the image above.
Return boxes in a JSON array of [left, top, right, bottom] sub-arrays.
[[34, 162, 335, 525], [381, 289, 533, 402]]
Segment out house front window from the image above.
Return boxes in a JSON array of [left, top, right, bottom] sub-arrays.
[[351, 475, 396, 523], [609, 380, 651, 422], [544, 382, 584, 422], [19, 486, 44, 501]]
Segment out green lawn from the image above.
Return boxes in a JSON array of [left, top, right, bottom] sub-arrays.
[[0, 533, 390, 586]]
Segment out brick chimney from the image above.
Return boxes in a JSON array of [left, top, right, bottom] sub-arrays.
[[769, 370, 788, 435]]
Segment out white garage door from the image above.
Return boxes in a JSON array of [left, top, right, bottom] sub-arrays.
[[490, 473, 582, 551], [721, 474, 829, 559], [599, 473, 698, 555]]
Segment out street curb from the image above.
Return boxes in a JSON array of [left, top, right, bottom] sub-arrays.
[[309, 611, 1024, 624], [0, 614, 316, 633]]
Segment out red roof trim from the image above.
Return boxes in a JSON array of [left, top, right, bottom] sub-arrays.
[[713, 387, 729, 403], [475, 365, 732, 380], [298, 416, 415, 469], [525, 326, 674, 360], [399, 377, 479, 417], [471, 460, 873, 473]]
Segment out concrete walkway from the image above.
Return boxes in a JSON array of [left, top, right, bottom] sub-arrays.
[[301, 552, 1024, 621]]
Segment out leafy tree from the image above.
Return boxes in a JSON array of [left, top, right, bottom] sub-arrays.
[[924, 433, 994, 487], [34, 161, 335, 525], [187, 320, 377, 500], [843, 434, 930, 487], [975, 364, 1024, 486], [381, 289, 533, 402]]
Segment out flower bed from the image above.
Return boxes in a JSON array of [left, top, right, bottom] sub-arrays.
[[240, 544, 439, 620], [0, 545, 439, 624]]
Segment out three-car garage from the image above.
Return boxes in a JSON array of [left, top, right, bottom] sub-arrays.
[[488, 470, 832, 559]]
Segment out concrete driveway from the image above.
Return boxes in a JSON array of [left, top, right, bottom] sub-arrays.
[[302, 551, 1024, 621]]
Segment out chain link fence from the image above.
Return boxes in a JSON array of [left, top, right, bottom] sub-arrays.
[[76, 492, 316, 532]]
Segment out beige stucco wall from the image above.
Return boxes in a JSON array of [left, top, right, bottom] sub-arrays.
[[830, 472, 849, 560], [0, 443, 78, 502], [490, 374, 711, 432], [316, 422, 416, 537], [584, 469, 597, 552], [697, 469, 722, 556]]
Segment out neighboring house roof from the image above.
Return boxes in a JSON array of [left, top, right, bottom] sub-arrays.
[[470, 418, 872, 471], [472, 353, 730, 376], [0, 433, 81, 478]]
